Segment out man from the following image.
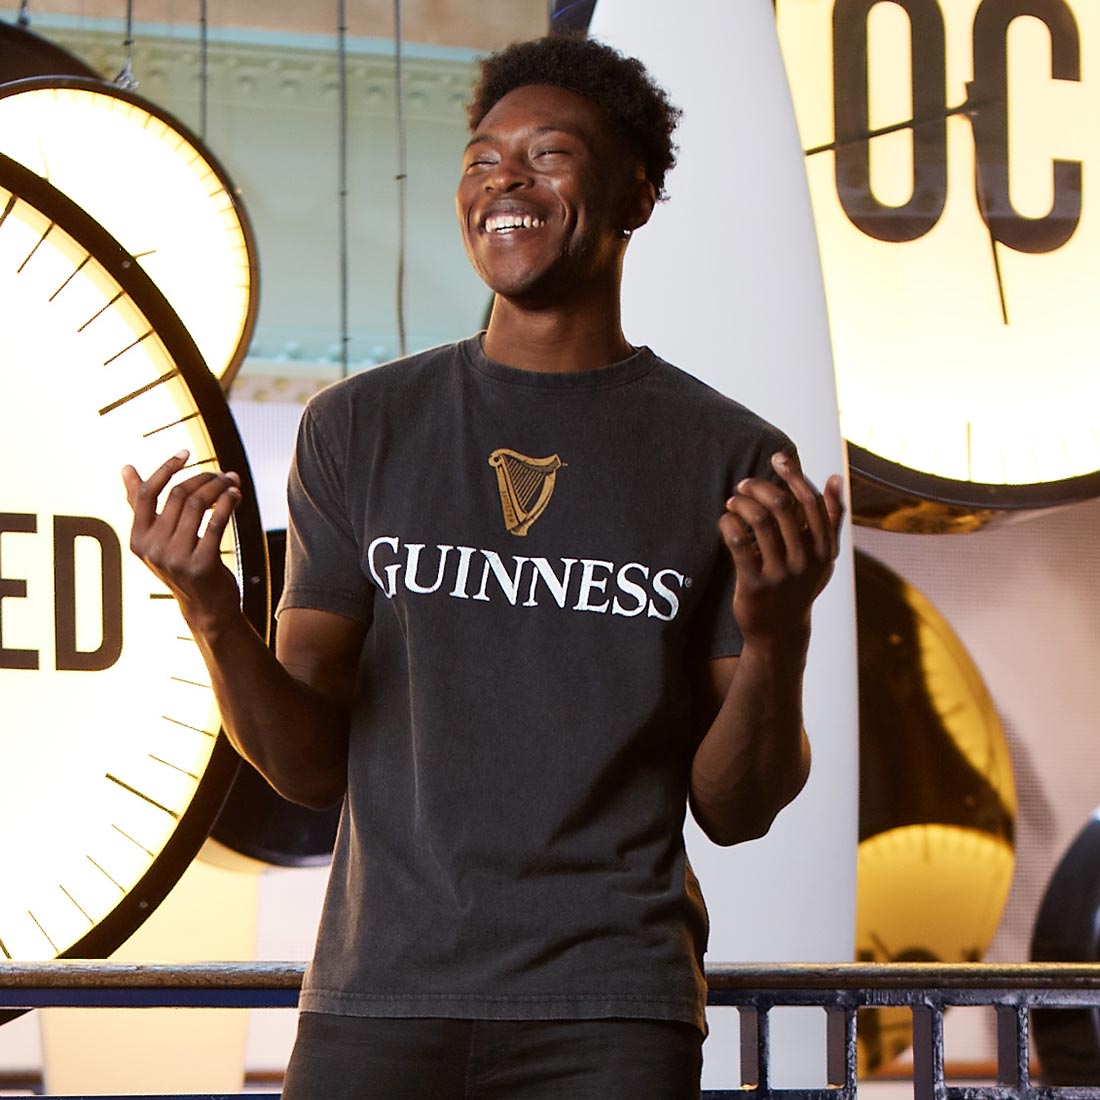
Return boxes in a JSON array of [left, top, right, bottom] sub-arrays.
[[124, 34, 842, 1100]]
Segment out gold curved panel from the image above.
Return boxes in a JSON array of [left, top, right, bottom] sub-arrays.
[[855, 550, 1016, 1072]]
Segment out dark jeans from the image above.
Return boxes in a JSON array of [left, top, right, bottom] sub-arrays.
[[281, 1012, 703, 1100]]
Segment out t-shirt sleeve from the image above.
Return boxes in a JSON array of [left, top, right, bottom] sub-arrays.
[[697, 437, 800, 661], [277, 400, 374, 624]]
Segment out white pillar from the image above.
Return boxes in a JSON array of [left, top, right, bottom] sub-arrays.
[[588, 1, 860, 1089]]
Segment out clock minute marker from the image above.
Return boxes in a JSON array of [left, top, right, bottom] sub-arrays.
[[144, 411, 199, 438], [171, 675, 212, 689], [16, 220, 55, 274], [106, 773, 180, 819], [60, 885, 94, 924], [28, 911, 59, 952], [86, 855, 126, 893], [869, 931, 894, 960], [98, 369, 179, 416], [77, 290, 124, 333], [149, 753, 201, 781], [49, 254, 92, 301], [112, 823, 155, 858], [103, 329, 154, 366], [162, 714, 217, 739]]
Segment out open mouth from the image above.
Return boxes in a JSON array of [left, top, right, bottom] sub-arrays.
[[483, 213, 546, 234]]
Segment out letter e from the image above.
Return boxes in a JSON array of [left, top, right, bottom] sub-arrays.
[[0, 513, 39, 670]]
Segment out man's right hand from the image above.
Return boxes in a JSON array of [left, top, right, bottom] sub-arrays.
[[121, 449, 243, 633], [122, 449, 360, 808]]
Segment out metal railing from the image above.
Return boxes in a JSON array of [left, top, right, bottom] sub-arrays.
[[2, 962, 1100, 1099]]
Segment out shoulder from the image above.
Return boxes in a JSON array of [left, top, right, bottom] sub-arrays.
[[642, 349, 794, 455], [303, 339, 472, 426]]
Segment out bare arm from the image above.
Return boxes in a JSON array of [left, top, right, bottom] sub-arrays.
[[122, 451, 366, 809], [689, 451, 843, 847]]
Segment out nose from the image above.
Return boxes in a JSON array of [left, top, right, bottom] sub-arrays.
[[485, 154, 532, 192]]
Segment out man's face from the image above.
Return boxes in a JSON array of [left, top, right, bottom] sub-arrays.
[[456, 83, 648, 304]]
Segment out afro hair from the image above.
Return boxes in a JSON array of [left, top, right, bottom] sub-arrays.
[[466, 35, 682, 201]]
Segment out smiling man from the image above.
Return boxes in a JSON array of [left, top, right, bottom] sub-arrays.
[[124, 33, 842, 1100]]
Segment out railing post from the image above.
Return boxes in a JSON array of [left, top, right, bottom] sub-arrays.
[[739, 1003, 770, 1092], [825, 1003, 856, 1094], [913, 1002, 946, 1100], [996, 1003, 1031, 1094]]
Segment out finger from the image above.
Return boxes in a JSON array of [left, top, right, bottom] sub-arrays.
[[727, 491, 789, 572], [718, 508, 762, 584], [123, 449, 190, 528], [770, 451, 834, 560], [153, 471, 224, 540], [193, 483, 242, 567], [165, 472, 241, 548], [735, 472, 808, 564]]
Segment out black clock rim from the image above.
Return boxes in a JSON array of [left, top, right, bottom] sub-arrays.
[[0, 150, 269, 965], [0, 73, 260, 389], [849, 443, 1100, 513]]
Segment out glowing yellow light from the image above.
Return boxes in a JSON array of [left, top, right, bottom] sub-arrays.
[[777, 0, 1100, 488], [0, 167, 255, 961], [0, 79, 256, 384]]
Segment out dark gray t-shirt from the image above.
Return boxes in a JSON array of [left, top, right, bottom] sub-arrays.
[[279, 336, 791, 1032]]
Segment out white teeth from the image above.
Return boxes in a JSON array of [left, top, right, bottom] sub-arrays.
[[485, 214, 545, 232]]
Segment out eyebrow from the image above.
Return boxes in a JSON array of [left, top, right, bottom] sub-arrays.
[[464, 124, 589, 153]]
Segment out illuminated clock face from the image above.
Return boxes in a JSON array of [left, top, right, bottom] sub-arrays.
[[0, 77, 258, 385], [776, 0, 1100, 513], [856, 824, 1015, 1070], [0, 152, 266, 962]]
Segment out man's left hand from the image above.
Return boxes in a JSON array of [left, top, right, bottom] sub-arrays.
[[719, 451, 844, 647]]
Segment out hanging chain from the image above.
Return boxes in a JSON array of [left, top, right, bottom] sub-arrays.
[[199, 0, 209, 139], [394, 0, 408, 359], [114, 0, 138, 90], [337, 0, 351, 378]]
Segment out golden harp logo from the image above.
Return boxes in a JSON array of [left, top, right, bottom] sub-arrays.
[[488, 448, 564, 536]]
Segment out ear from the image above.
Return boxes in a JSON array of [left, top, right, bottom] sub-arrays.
[[623, 176, 658, 234]]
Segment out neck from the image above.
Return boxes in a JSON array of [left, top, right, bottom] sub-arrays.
[[483, 295, 634, 374]]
